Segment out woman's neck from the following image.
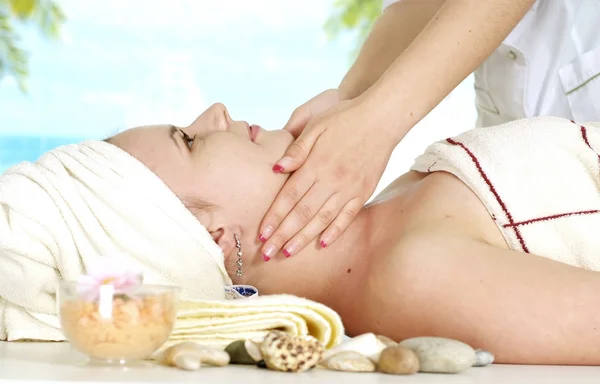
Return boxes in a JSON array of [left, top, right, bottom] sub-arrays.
[[241, 172, 427, 312], [243, 198, 398, 309]]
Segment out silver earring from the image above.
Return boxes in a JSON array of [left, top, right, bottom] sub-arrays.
[[234, 234, 243, 277]]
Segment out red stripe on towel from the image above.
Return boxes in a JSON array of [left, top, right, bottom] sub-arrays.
[[446, 138, 529, 253], [503, 210, 600, 228], [580, 125, 600, 170]]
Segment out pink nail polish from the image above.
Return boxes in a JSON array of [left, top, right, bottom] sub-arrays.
[[272, 164, 284, 173], [262, 244, 276, 261], [320, 240, 327, 248], [260, 226, 273, 242], [283, 242, 298, 257]]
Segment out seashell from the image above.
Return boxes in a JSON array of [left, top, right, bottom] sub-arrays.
[[158, 342, 229, 371], [322, 333, 386, 362], [376, 335, 398, 348], [260, 331, 324, 373]]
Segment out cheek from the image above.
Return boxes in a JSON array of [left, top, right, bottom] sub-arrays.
[[233, 164, 288, 202], [197, 141, 290, 211], [209, 163, 289, 220]]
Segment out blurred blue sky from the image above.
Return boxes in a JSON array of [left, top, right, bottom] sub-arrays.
[[0, 0, 477, 193], [0, 0, 353, 138]]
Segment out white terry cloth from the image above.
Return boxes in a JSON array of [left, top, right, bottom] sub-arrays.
[[0, 141, 231, 341], [163, 294, 344, 351], [411, 116, 600, 270]]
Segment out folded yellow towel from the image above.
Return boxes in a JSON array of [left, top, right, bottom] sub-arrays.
[[164, 294, 344, 351]]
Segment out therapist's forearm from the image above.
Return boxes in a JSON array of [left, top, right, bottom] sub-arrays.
[[338, 0, 445, 101], [363, 0, 536, 141]]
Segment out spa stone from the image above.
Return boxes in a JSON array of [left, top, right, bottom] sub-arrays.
[[322, 351, 376, 372], [158, 342, 230, 371], [377, 346, 419, 375], [473, 349, 495, 367], [397, 337, 475, 374], [225, 340, 263, 365]]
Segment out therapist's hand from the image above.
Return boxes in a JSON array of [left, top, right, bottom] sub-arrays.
[[258, 95, 397, 260], [282, 88, 343, 138]]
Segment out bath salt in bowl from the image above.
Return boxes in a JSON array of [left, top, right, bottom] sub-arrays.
[[58, 280, 180, 366]]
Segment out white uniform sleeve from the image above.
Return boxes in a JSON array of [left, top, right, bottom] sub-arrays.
[[382, 0, 402, 11]]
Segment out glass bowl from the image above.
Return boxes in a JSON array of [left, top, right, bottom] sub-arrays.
[[58, 280, 180, 366]]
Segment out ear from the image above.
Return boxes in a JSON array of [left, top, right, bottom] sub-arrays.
[[209, 227, 238, 257]]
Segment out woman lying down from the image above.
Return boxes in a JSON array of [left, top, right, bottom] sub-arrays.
[[1, 103, 599, 365]]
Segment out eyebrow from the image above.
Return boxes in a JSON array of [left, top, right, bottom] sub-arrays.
[[169, 125, 177, 140], [169, 125, 183, 150]]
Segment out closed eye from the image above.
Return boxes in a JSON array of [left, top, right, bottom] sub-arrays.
[[179, 129, 195, 149]]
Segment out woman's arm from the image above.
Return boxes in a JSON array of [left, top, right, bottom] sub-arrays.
[[366, 234, 600, 365], [338, 0, 445, 100], [361, 0, 536, 141], [259, 0, 536, 262]]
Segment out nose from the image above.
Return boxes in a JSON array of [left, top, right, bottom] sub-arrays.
[[208, 103, 232, 132]]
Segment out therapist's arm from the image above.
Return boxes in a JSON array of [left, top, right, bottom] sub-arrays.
[[339, 0, 445, 100], [361, 0, 536, 140]]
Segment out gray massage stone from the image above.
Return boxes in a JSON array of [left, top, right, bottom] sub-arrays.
[[397, 337, 475, 374], [473, 349, 495, 367]]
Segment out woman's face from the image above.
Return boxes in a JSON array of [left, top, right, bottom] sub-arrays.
[[110, 103, 294, 273]]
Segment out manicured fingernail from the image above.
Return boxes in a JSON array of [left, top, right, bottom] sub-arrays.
[[272, 157, 293, 173], [283, 242, 299, 257], [320, 234, 333, 248], [259, 226, 273, 242], [262, 244, 276, 262]]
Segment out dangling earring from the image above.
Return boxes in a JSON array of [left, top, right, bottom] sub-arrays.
[[234, 234, 243, 277]]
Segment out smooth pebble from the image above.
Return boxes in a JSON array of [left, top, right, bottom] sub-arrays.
[[397, 337, 475, 374], [473, 349, 495, 367], [322, 333, 386, 362], [159, 342, 230, 371], [323, 351, 376, 372], [225, 340, 263, 365], [377, 346, 419, 375]]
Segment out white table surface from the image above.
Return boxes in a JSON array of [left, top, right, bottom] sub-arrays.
[[0, 342, 598, 383]]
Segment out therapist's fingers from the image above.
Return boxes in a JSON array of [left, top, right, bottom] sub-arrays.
[[282, 104, 312, 139], [259, 169, 315, 247], [272, 123, 324, 174], [282, 88, 343, 138], [319, 198, 362, 248], [259, 182, 332, 261], [280, 193, 344, 257]]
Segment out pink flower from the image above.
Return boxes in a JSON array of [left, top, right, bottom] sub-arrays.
[[77, 256, 144, 301]]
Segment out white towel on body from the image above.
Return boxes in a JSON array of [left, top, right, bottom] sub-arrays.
[[411, 116, 600, 270], [0, 141, 231, 341]]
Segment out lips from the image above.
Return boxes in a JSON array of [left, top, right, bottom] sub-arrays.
[[249, 124, 261, 142]]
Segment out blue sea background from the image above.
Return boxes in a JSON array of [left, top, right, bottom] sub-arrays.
[[0, 1, 475, 193]]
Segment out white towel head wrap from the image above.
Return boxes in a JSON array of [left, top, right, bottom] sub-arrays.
[[0, 140, 231, 340]]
